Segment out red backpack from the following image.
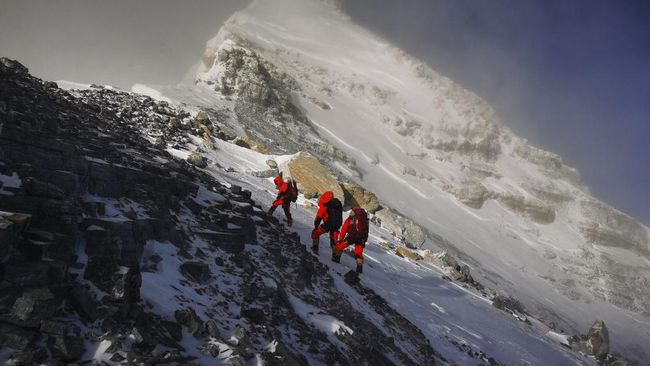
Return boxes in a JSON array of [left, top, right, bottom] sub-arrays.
[[350, 207, 369, 240], [287, 179, 299, 202]]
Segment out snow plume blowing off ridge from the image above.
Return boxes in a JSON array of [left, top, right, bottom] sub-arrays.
[[1, 0, 647, 364], [187, 0, 650, 362]]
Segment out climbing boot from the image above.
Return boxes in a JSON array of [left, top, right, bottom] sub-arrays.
[[311, 238, 319, 252], [332, 250, 341, 263], [355, 257, 364, 274]]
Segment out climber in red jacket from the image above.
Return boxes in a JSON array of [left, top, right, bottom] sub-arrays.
[[267, 175, 292, 226], [311, 191, 343, 252], [332, 206, 369, 273]]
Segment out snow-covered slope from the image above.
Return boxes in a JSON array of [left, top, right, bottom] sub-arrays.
[[149, 0, 649, 361], [167, 136, 597, 365]]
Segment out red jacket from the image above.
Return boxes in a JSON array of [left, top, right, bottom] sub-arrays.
[[272, 176, 289, 206], [314, 191, 334, 227]]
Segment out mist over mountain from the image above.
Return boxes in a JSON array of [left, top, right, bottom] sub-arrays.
[[340, 0, 650, 226], [1, 0, 648, 365]]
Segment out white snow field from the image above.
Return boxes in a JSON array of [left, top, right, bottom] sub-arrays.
[[139, 0, 649, 362]]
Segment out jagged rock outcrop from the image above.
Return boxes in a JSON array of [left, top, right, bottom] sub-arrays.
[[374, 207, 427, 248], [196, 33, 362, 181], [418, 118, 502, 162], [570, 320, 610, 360], [395, 246, 421, 260], [233, 135, 269, 153], [579, 200, 649, 256], [286, 152, 344, 200], [443, 183, 492, 209], [513, 141, 582, 185], [198, 38, 318, 155], [495, 194, 556, 224], [422, 250, 459, 269], [187, 152, 208, 168], [341, 182, 381, 212], [444, 183, 556, 224]]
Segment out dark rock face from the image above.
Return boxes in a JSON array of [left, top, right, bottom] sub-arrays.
[[11, 288, 59, 325], [187, 152, 207, 168], [492, 295, 526, 314], [571, 320, 610, 360], [180, 261, 212, 283], [0, 58, 227, 363], [174, 307, 205, 337], [586, 320, 610, 360]]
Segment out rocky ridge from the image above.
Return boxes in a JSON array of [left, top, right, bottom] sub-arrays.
[[0, 58, 449, 365]]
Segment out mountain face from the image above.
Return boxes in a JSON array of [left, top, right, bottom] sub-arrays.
[[2, 57, 595, 366], [187, 0, 650, 360], [1, 0, 648, 365]]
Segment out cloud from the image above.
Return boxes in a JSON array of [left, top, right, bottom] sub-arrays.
[[0, 0, 250, 88], [341, 0, 650, 224]]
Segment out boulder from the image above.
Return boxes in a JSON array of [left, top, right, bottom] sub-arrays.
[[252, 168, 279, 178], [374, 207, 427, 248], [40, 320, 73, 336], [111, 266, 141, 303], [0, 322, 38, 350], [395, 246, 420, 261], [421, 250, 458, 269], [8, 347, 48, 365], [180, 261, 212, 283], [0, 218, 18, 257], [205, 319, 221, 338], [187, 152, 207, 168], [234, 136, 269, 153], [3, 261, 67, 288], [23, 176, 64, 199], [84, 255, 118, 293], [448, 264, 473, 283], [11, 288, 60, 325], [576, 320, 609, 360], [174, 307, 205, 337], [265, 159, 278, 169], [4, 212, 31, 233], [227, 326, 248, 347], [492, 295, 526, 314], [48, 334, 86, 362], [341, 182, 380, 212], [286, 152, 343, 200], [194, 111, 212, 126]]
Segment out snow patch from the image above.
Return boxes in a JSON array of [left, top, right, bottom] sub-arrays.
[[131, 83, 172, 103], [288, 294, 353, 336]]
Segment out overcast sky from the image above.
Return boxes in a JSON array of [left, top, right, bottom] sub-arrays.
[[0, 0, 246, 87], [1, 0, 648, 224]]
